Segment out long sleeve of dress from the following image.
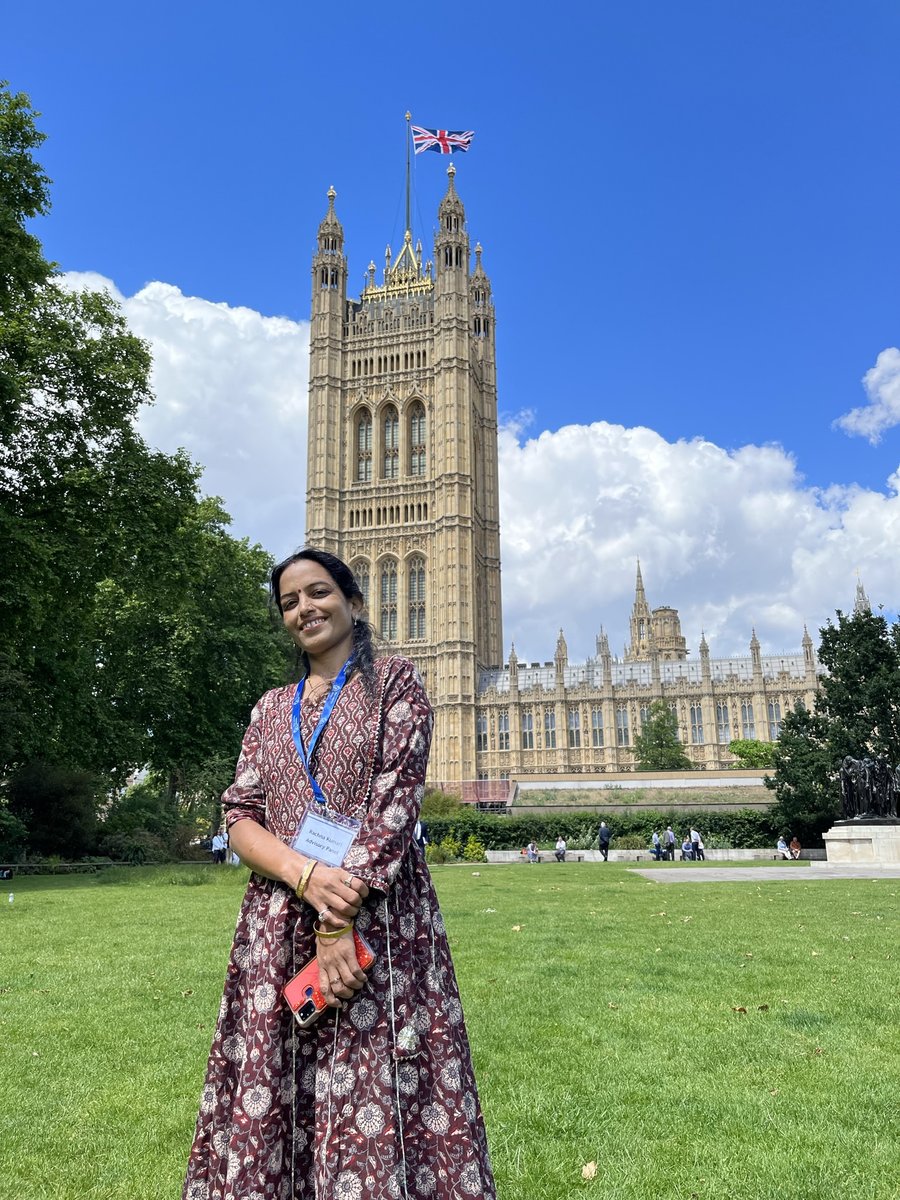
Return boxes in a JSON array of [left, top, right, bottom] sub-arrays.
[[343, 658, 433, 893], [221, 691, 275, 830]]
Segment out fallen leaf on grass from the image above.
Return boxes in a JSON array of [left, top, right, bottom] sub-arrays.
[[471, 872, 481, 877], [511, 925, 523, 932], [608, 1003, 619, 1010], [181, 989, 194, 997], [814, 1047, 824, 1056], [732, 1006, 747, 1014], [769, 1089, 779, 1095], [757, 1004, 769, 1012], [581, 1162, 597, 1180], [481, 908, 497, 914]]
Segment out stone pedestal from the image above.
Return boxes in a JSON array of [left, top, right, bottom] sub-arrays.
[[822, 821, 900, 865]]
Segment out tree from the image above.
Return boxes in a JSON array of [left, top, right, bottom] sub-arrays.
[[0, 84, 292, 854], [7, 760, 98, 858], [728, 739, 775, 769], [767, 608, 900, 840], [633, 700, 693, 771]]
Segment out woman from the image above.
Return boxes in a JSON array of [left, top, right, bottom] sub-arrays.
[[183, 548, 495, 1200]]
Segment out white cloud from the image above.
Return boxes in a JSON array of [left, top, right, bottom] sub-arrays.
[[499, 419, 900, 662], [59, 272, 900, 663], [834, 347, 900, 443], [60, 272, 310, 560]]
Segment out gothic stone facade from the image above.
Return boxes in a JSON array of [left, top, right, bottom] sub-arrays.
[[305, 168, 502, 783], [305, 175, 817, 785], [474, 564, 819, 778]]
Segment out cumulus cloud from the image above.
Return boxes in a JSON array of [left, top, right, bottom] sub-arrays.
[[834, 347, 900, 443], [60, 272, 310, 559], [58, 272, 900, 664], [499, 420, 900, 662]]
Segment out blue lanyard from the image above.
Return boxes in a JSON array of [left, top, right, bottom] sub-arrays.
[[290, 658, 353, 808]]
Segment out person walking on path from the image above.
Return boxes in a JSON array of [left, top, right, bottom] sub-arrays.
[[413, 818, 429, 852], [182, 548, 495, 1200], [598, 821, 611, 861], [665, 826, 676, 861], [211, 829, 226, 864], [690, 827, 705, 861]]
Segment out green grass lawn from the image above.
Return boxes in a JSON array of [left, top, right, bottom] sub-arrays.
[[1, 864, 898, 1199]]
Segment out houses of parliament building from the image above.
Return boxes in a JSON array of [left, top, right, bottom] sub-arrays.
[[304, 167, 819, 786]]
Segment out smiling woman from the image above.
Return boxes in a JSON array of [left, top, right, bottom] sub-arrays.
[[181, 547, 496, 1200]]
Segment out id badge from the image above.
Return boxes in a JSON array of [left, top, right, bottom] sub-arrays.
[[291, 808, 361, 868]]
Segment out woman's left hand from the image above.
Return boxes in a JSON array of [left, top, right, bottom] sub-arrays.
[[304, 863, 369, 925], [317, 932, 368, 1008]]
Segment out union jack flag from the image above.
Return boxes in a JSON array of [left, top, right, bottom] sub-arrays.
[[411, 126, 474, 155]]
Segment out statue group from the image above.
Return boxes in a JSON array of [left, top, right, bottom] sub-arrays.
[[839, 755, 900, 821]]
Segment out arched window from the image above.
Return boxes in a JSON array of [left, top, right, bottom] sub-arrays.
[[408, 556, 426, 641], [476, 713, 488, 753], [690, 704, 704, 745], [497, 711, 510, 751], [351, 560, 370, 611], [356, 410, 372, 482], [567, 709, 581, 749], [409, 402, 426, 476], [380, 560, 398, 641], [382, 406, 399, 479], [521, 712, 534, 750], [716, 702, 730, 743], [591, 707, 604, 748]]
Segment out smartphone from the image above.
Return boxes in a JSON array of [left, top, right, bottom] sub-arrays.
[[283, 929, 375, 1028]]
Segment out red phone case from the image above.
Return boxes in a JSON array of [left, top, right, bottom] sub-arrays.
[[283, 929, 375, 1028]]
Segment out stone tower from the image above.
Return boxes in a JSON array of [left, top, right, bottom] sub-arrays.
[[305, 166, 503, 784]]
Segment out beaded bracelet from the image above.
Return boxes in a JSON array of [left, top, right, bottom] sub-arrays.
[[314, 922, 353, 940], [295, 858, 318, 902]]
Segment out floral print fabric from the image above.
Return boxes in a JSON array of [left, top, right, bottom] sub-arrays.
[[182, 656, 495, 1200]]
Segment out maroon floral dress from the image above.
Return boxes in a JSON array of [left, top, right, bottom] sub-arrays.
[[182, 656, 495, 1200]]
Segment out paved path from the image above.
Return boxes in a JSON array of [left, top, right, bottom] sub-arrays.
[[630, 864, 900, 883]]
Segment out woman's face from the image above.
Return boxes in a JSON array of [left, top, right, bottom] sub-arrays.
[[278, 559, 361, 665]]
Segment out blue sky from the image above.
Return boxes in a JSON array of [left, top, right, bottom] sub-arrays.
[[6, 1, 900, 661]]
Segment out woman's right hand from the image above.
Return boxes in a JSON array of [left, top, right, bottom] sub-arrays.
[[302, 862, 369, 926]]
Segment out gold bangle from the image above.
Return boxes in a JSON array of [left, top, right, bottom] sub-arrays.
[[295, 858, 318, 902], [314, 922, 353, 940]]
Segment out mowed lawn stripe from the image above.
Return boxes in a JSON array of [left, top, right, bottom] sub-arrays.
[[1, 864, 897, 1199]]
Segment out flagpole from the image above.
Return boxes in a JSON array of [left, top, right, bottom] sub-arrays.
[[405, 111, 411, 236]]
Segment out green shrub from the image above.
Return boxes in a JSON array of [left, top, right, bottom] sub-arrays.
[[0, 807, 28, 861], [615, 834, 646, 850], [423, 806, 781, 850], [702, 833, 733, 850], [462, 834, 486, 862], [439, 834, 461, 861], [98, 830, 173, 866], [425, 843, 449, 865], [420, 789, 463, 819]]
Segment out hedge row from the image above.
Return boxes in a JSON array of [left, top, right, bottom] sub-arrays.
[[424, 807, 783, 850]]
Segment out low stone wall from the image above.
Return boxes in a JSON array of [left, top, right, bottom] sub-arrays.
[[486, 848, 825, 864]]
